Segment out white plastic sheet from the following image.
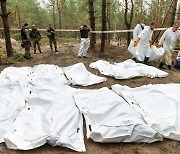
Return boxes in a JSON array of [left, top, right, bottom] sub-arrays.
[[2, 64, 180, 152], [90, 59, 168, 79], [128, 40, 165, 61], [63, 63, 107, 86], [4, 84, 85, 152], [0, 65, 85, 152], [0, 81, 25, 143], [47, 84, 85, 152], [31, 64, 69, 85], [74, 88, 162, 143], [112, 84, 180, 141], [0, 64, 69, 85], [0, 67, 31, 83]]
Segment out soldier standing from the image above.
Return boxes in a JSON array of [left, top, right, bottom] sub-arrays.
[[47, 24, 58, 52], [21, 23, 32, 59], [29, 25, 42, 54]]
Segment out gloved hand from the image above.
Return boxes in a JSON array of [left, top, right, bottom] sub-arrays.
[[157, 44, 161, 48], [134, 40, 139, 47], [149, 42, 152, 47], [152, 33, 155, 39]]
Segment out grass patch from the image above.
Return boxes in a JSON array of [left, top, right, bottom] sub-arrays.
[[17, 54, 25, 62], [11, 33, 21, 41], [7, 57, 14, 64]]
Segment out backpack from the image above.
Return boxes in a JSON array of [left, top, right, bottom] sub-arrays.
[[174, 59, 180, 69]]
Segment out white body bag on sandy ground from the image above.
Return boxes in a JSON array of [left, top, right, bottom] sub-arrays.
[[0, 80, 25, 143], [63, 63, 107, 86], [1, 64, 180, 152], [0, 64, 85, 152], [74, 88, 162, 143], [90, 59, 168, 79], [0, 67, 31, 143], [0, 64, 69, 86], [112, 84, 180, 141], [128, 40, 165, 61], [4, 84, 85, 152]]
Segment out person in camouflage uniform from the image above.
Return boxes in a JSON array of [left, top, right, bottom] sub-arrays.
[[21, 23, 32, 59], [29, 25, 42, 54], [47, 24, 58, 52]]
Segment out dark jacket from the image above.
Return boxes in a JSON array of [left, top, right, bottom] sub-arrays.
[[21, 26, 28, 41], [80, 27, 90, 38], [47, 27, 55, 38], [29, 29, 41, 40]]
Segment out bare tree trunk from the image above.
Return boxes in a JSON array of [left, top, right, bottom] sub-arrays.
[[56, 0, 65, 29], [15, 0, 20, 28], [152, 0, 174, 44], [151, 1, 154, 21], [139, 0, 143, 21], [106, 0, 111, 43], [124, 0, 134, 46], [156, 0, 160, 23], [56, 0, 61, 37], [100, 0, 106, 54], [0, 0, 13, 57], [88, 0, 96, 50], [159, 0, 162, 23], [51, 0, 56, 29], [156, 0, 163, 24], [178, 4, 180, 20], [56, 0, 61, 30], [170, 0, 178, 26]]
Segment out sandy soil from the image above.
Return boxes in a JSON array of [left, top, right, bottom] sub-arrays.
[[0, 40, 180, 154]]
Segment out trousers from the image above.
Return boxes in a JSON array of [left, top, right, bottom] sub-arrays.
[[78, 38, 90, 57]]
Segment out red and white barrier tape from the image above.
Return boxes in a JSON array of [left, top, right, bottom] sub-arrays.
[[0, 27, 179, 33]]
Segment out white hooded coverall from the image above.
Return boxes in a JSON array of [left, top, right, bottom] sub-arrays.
[[159, 28, 180, 65], [136, 26, 153, 62], [133, 24, 144, 41]]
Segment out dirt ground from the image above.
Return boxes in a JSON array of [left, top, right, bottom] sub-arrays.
[[0, 39, 180, 154]]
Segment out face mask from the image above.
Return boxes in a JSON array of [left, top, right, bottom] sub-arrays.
[[141, 24, 145, 27]]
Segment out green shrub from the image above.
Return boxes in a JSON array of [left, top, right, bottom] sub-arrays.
[[17, 54, 25, 62], [11, 33, 21, 41]]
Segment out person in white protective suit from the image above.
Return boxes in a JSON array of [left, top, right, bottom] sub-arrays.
[[133, 19, 146, 41], [131, 19, 145, 61], [134, 21, 157, 64], [78, 25, 91, 58], [158, 20, 180, 70]]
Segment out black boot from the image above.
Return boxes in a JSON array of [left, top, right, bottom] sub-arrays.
[[159, 62, 165, 69], [168, 65, 172, 70], [143, 57, 149, 65]]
